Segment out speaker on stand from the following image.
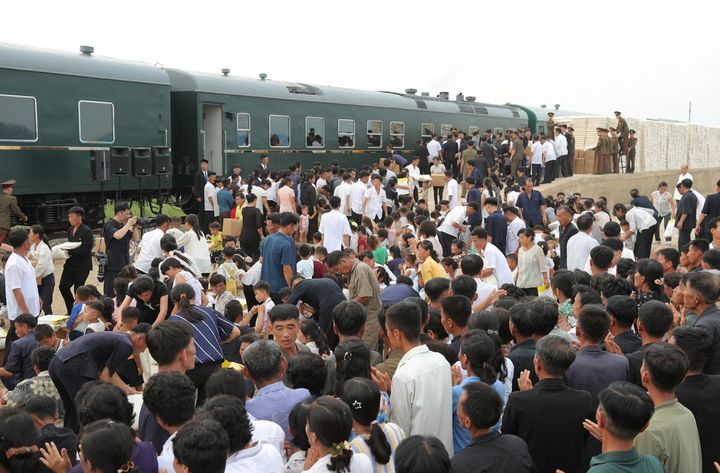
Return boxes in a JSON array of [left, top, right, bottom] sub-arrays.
[[152, 146, 171, 214], [110, 147, 131, 202], [132, 148, 151, 217], [90, 150, 110, 223]]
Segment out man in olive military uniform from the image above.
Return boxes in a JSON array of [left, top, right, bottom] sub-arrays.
[[609, 128, 620, 173], [509, 131, 525, 178], [591, 128, 611, 175], [563, 124, 575, 177], [614, 111, 629, 155], [627, 130, 637, 173], [547, 112, 556, 137], [0, 180, 27, 243]]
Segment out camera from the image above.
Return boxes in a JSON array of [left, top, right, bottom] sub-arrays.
[[96, 251, 108, 282], [136, 217, 155, 226]]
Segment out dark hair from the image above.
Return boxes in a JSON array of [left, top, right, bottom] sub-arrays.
[[460, 330, 497, 382], [172, 419, 229, 473], [184, 214, 204, 241], [636, 258, 665, 293], [0, 410, 41, 472], [204, 368, 249, 401], [424, 277, 451, 301], [590, 245, 615, 270], [395, 435, 451, 473], [288, 397, 315, 451], [598, 381, 655, 440], [341, 378, 391, 464], [300, 319, 330, 356], [120, 306, 141, 324], [642, 343, 689, 392], [703, 249, 720, 270], [460, 254, 484, 277], [574, 284, 601, 307], [307, 396, 355, 473], [686, 271, 720, 305], [287, 352, 328, 396], [268, 304, 300, 323], [509, 302, 538, 337], [7, 229, 29, 248], [655, 247, 680, 270], [638, 300, 673, 338], [672, 326, 713, 372], [578, 305, 611, 343], [196, 395, 252, 454], [114, 201, 130, 214], [606, 295, 638, 328], [30, 346, 54, 371], [14, 313, 37, 329], [33, 323, 55, 342], [529, 298, 560, 336], [142, 372, 197, 427], [461, 381, 503, 429], [385, 300, 422, 342], [599, 275, 633, 299], [80, 420, 136, 473], [441, 295, 472, 328], [451, 275, 477, 300], [334, 339, 371, 396], [332, 301, 367, 337], [146, 320, 193, 366], [616, 258, 637, 279], [551, 270, 576, 299], [426, 310, 449, 340], [536, 335, 577, 376], [30, 224, 49, 246], [170, 283, 206, 322], [77, 383, 135, 428], [417, 240, 440, 262], [24, 394, 59, 419]]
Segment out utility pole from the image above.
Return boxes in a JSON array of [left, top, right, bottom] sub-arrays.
[[688, 101, 692, 123]]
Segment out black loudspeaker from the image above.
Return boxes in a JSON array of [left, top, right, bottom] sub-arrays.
[[152, 146, 171, 175], [110, 147, 131, 176], [90, 150, 110, 182], [132, 148, 152, 177]]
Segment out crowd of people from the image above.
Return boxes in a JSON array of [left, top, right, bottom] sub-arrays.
[[0, 133, 719, 473]]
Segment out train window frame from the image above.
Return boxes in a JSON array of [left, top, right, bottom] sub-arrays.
[[0, 94, 38, 142], [421, 123, 434, 138], [236, 113, 251, 148], [269, 114, 291, 148], [305, 116, 325, 149], [366, 120, 383, 148], [390, 121, 405, 148], [78, 100, 115, 144], [338, 119, 355, 149], [440, 124, 453, 137]]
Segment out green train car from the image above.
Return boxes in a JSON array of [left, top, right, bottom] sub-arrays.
[[0, 42, 533, 228]]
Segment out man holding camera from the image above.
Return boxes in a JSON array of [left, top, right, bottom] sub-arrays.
[[102, 202, 140, 296]]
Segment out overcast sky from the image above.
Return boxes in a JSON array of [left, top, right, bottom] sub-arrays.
[[4, 0, 719, 126]]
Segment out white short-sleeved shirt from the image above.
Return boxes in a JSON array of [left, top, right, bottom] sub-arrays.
[[252, 187, 267, 214], [531, 142, 543, 164], [350, 181, 368, 214], [447, 179, 459, 208], [566, 231, 599, 271], [334, 182, 352, 215], [651, 190, 673, 217], [226, 442, 283, 473], [319, 209, 352, 252], [134, 228, 165, 274], [483, 242, 514, 287], [543, 141, 557, 161], [673, 172, 693, 200], [555, 133, 568, 155], [364, 187, 386, 220], [437, 206, 467, 238], [302, 453, 373, 473], [505, 217, 526, 255], [204, 181, 215, 211], [4, 252, 40, 319], [427, 139, 443, 158], [626, 207, 657, 233]]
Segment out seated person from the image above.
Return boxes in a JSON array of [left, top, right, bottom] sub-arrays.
[[0, 314, 40, 389], [5, 346, 63, 419], [25, 395, 78, 463]]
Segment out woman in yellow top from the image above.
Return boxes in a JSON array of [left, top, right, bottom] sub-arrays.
[[229, 192, 246, 221], [417, 239, 447, 288]]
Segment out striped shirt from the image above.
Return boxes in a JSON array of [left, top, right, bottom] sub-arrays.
[[349, 422, 406, 473], [169, 305, 235, 364]]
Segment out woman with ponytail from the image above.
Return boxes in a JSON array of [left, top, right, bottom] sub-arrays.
[[0, 409, 41, 473], [174, 214, 212, 276], [341, 378, 406, 473], [633, 258, 668, 307], [76, 420, 138, 473], [160, 257, 207, 307], [451, 330, 506, 454], [169, 283, 240, 403], [416, 239, 447, 288], [303, 396, 373, 473]]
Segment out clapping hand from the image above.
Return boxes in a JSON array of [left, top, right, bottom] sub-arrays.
[[604, 333, 623, 355], [370, 366, 391, 393], [451, 364, 463, 386]]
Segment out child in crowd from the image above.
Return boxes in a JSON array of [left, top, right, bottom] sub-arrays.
[[68, 300, 106, 340], [296, 244, 314, 279], [221, 300, 244, 363], [313, 247, 328, 278], [248, 280, 274, 337], [278, 287, 291, 304], [207, 221, 224, 264], [312, 231, 323, 248], [111, 277, 130, 322], [450, 239, 465, 262], [442, 257, 459, 279], [369, 236, 388, 266], [216, 246, 242, 296], [66, 286, 102, 340], [620, 220, 635, 251], [357, 226, 369, 253], [298, 205, 311, 243], [209, 274, 235, 315], [298, 320, 330, 357]]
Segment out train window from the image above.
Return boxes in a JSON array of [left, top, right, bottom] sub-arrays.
[[367, 120, 382, 148], [237, 113, 251, 147], [269, 115, 290, 147], [0, 94, 37, 142], [338, 119, 355, 148], [421, 123, 434, 138], [440, 124, 453, 137], [78, 101, 115, 143], [390, 121, 405, 148], [306, 117, 325, 148]]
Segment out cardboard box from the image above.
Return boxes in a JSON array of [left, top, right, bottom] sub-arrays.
[[431, 174, 446, 187], [573, 158, 585, 175], [222, 218, 243, 237]]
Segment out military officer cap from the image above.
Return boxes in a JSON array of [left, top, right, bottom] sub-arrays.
[[1, 179, 16, 188], [568, 126, 575, 131], [560, 124, 568, 128], [596, 127, 603, 131], [548, 112, 555, 116], [614, 111, 622, 114], [629, 129, 636, 134]]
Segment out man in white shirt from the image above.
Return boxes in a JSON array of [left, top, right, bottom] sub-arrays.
[[387, 300, 453, 455], [349, 172, 370, 225], [252, 180, 270, 215], [673, 164, 693, 202], [437, 202, 479, 256], [613, 204, 658, 259], [470, 227, 514, 287], [541, 135, 557, 184], [363, 175, 387, 222], [405, 157, 422, 199], [203, 171, 217, 231], [3, 229, 40, 363], [504, 206, 526, 255], [554, 128, 569, 178], [427, 134, 443, 161], [565, 213, 599, 271], [319, 196, 352, 252], [529, 135, 544, 186], [333, 173, 353, 216], [134, 214, 170, 274], [445, 171, 459, 208]]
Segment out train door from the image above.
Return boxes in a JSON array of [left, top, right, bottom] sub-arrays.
[[202, 104, 224, 174]]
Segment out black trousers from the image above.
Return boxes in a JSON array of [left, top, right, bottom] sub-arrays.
[[558, 155, 570, 177], [433, 187, 444, 206], [438, 231, 455, 257], [49, 356, 95, 434], [242, 284, 259, 315], [678, 228, 692, 250], [59, 269, 90, 314], [204, 211, 216, 233], [634, 226, 657, 260], [38, 273, 55, 315], [566, 153, 574, 176], [531, 164, 543, 186], [186, 360, 222, 405], [240, 240, 260, 262], [542, 160, 557, 183], [351, 211, 363, 227], [103, 269, 120, 297], [3, 321, 16, 365]]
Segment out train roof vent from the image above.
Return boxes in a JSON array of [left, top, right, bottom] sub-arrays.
[[415, 99, 427, 110], [511, 110, 520, 118], [473, 105, 489, 115], [405, 88, 417, 95], [420, 92, 430, 97], [285, 83, 321, 95], [80, 45, 94, 55], [458, 103, 474, 114], [466, 96, 476, 102]]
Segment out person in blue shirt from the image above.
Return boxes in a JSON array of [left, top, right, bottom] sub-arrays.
[[216, 178, 234, 219], [465, 178, 483, 230], [260, 212, 299, 302], [516, 180, 547, 228], [483, 197, 507, 254], [452, 330, 506, 454]]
